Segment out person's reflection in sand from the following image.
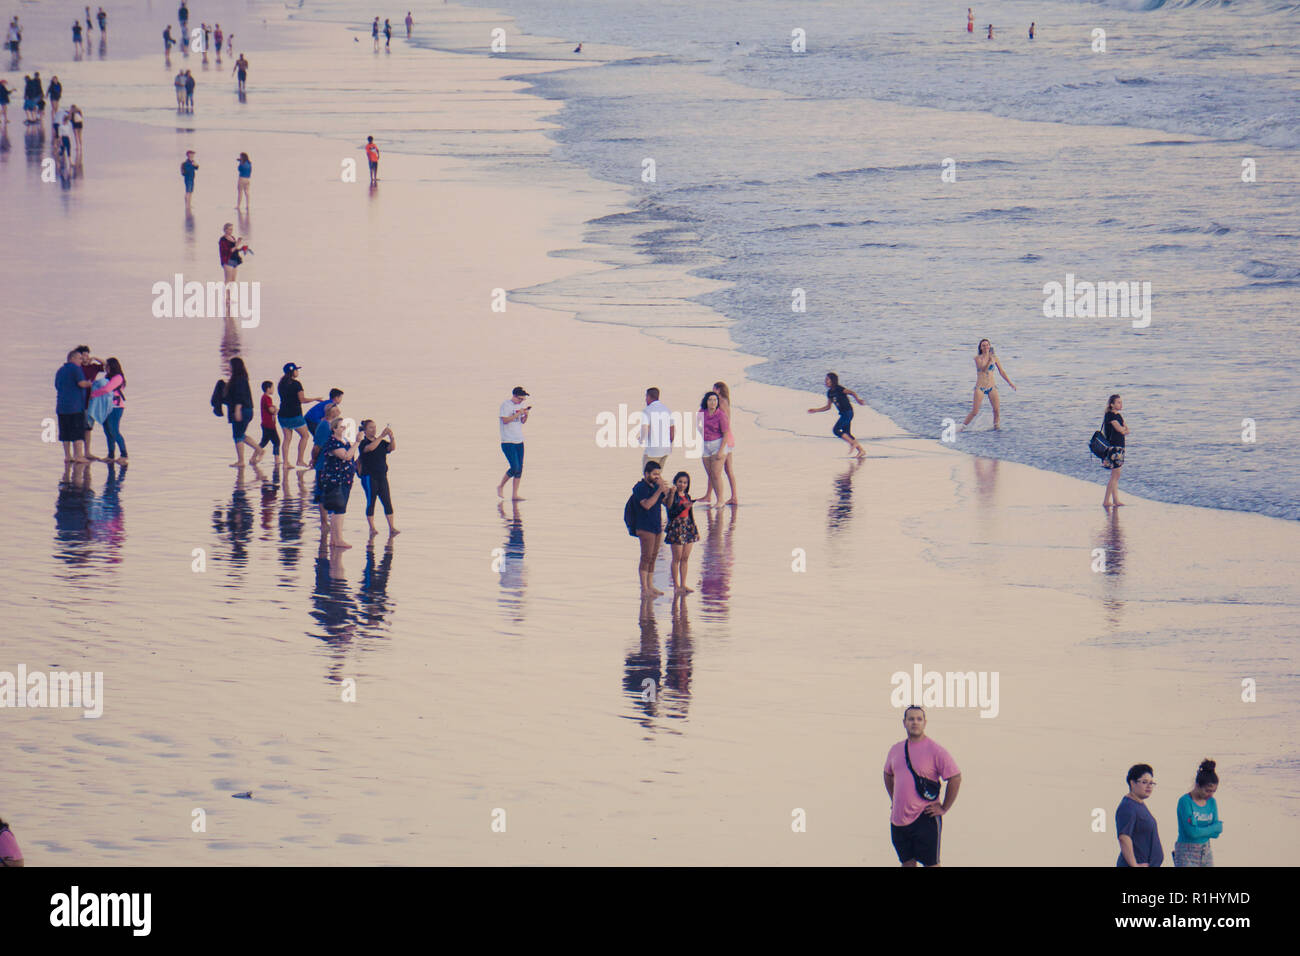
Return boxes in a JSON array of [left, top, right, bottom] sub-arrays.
[[310, 538, 360, 681], [698, 505, 736, 621], [98, 36, 106, 59], [826, 459, 862, 536], [89, 461, 126, 562], [219, 316, 240, 369], [1095, 507, 1127, 628], [624, 593, 663, 724], [662, 592, 694, 720], [276, 466, 307, 571], [23, 123, 43, 165], [257, 463, 279, 535], [357, 540, 395, 634], [1, 126, 10, 157], [497, 500, 526, 624], [185, 207, 195, 242], [972, 455, 1000, 507], [211, 468, 255, 571], [53, 461, 94, 570]]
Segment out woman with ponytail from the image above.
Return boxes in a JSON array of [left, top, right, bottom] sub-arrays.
[[1174, 759, 1222, 867]]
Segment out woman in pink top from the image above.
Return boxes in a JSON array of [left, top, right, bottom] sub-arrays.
[[696, 391, 729, 508], [0, 816, 24, 866], [712, 380, 738, 505], [92, 356, 127, 460]]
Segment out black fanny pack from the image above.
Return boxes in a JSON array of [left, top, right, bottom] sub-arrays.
[[905, 739, 942, 802]]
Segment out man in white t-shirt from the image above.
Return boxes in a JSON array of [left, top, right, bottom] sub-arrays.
[[640, 387, 675, 471], [497, 386, 530, 499]]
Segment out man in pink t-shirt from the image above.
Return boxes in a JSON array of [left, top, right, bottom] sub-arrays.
[[882, 705, 962, 866]]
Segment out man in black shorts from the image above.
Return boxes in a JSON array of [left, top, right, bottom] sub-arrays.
[[882, 705, 962, 867], [54, 348, 91, 462]]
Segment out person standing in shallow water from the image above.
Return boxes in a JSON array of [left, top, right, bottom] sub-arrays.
[[1174, 760, 1222, 867], [233, 53, 248, 93], [497, 387, 529, 499], [357, 420, 399, 537], [225, 356, 262, 466], [235, 152, 251, 211], [664, 471, 699, 592], [1116, 763, 1163, 867], [960, 338, 1016, 430], [405, 12, 413, 38], [632, 460, 671, 595], [364, 135, 379, 185], [1101, 393, 1128, 509]]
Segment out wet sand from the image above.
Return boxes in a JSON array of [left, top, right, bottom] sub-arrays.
[[1, 6, 1296, 865]]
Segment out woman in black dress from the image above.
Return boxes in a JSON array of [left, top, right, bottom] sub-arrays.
[[1101, 393, 1128, 509]]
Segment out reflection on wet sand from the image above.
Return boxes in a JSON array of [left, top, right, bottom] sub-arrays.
[[211, 468, 255, 571], [53, 461, 127, 572], [698, 506, 735, 621], [826, 459, 862, 536], [624, 593, 695, 727], [1094, 508, 1127, 628], [973, 455, 1000, 507], [497, 500, 525, 625]]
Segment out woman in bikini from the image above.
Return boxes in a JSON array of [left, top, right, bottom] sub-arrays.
[[960, 338, 1016, 430]]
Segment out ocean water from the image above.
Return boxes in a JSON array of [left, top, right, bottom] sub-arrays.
[[300, 0, 1300, 519]]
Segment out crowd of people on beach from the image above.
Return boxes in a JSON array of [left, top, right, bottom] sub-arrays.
[[209, 360, 400, 546]]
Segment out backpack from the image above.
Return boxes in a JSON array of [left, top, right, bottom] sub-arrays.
[[623, 484, 640, 536], [1089, 430, 1112, 460], [210, 379, 226, 417]]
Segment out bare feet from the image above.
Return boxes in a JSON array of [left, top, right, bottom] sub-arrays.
[[725, 498, 738, 506], [388, 527, 401, 536], [496, 485, 505, 498], [332, 540, 352, 550], [679, 584, 694, 593]]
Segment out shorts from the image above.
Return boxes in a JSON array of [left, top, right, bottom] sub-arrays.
[[237, 70, 246, 81], [890, 813, 942, 866], [278, 414, 307, 430], [832, 412, 855, 440], [1103, 447, 1125, 470], [57, 411, 86, 442], [231, 417, 250, 442], [368, 160, 378, 172], [702, 438, 723, 458], [184, 178, 195, 193], [1173, 841, 1213, 867], [60, 135, 71, 154], [501, 442, 524, 478]]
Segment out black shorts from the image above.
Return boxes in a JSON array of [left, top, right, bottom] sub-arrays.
[[890, 813, 942, 866], [57, 411, 86, 442]]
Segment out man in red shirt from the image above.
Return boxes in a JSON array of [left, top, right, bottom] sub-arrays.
[[364, 136, 379, 186]]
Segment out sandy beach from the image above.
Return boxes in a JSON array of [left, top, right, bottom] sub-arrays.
[[0, 2, 1296, 867]]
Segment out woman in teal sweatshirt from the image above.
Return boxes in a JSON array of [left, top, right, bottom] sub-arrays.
[[1173, 759, 1222, 867]]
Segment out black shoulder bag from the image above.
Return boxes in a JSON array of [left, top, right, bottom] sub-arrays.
[[905, 739, 942, 802]]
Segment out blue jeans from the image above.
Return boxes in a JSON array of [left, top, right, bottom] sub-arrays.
[[501, 442, 524, 478], [103, 406, 127, 457]]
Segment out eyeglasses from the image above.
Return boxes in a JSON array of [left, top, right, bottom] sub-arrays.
[[1135, 779, 1156, 786]]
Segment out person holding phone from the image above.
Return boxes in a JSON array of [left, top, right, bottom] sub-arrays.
[[357, 419, 398, 537], [960, 338, 1016, 430], [497, 386, 530, 500]]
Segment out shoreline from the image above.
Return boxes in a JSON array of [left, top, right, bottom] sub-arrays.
[[0, 4, 1296, 866]]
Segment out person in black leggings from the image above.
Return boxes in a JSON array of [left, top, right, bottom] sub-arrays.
[[357, 419, 399, 537]]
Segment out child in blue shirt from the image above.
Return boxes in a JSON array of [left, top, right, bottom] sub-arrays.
[[1174, 759, 1222, 867]]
